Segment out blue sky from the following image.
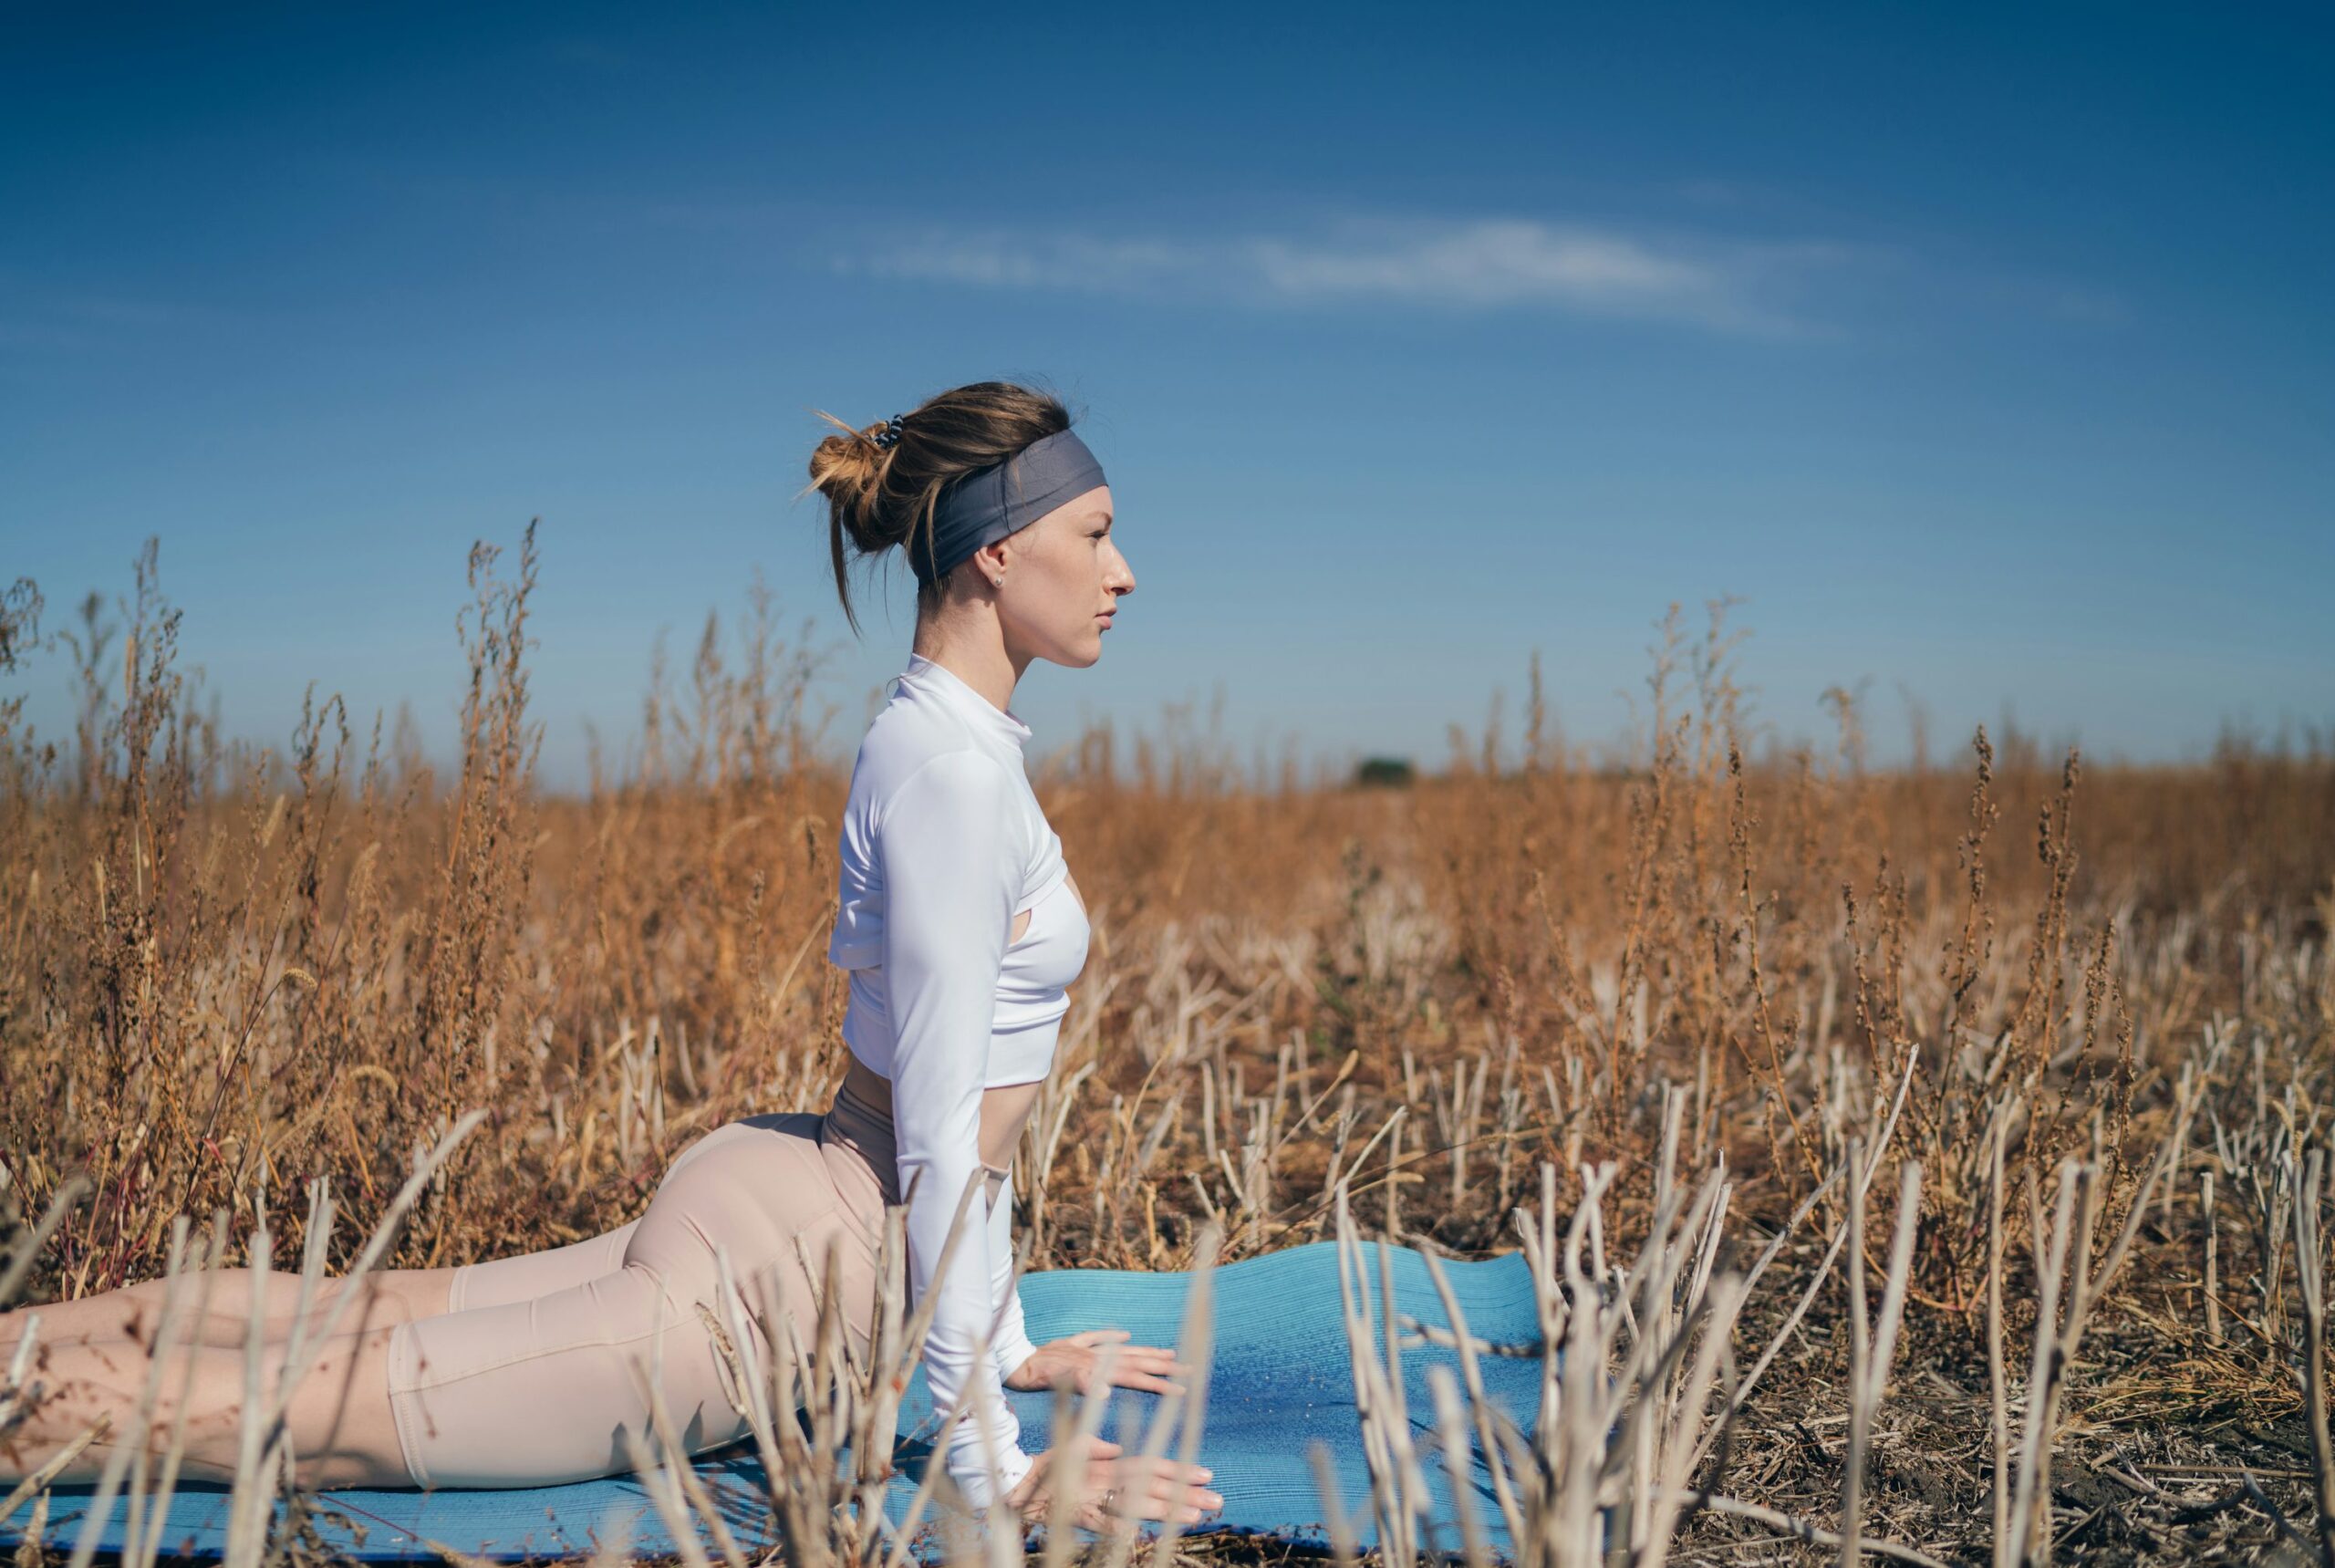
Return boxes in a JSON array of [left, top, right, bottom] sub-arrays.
[[5, 0, 2330, 786]]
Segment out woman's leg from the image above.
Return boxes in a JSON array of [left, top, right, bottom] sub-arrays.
[[0, 1268, 461, 1354], [385, 1256, 720, 1488], [4, 1220, 715, 1490], [0, 1313, 410, 1489], [431, 1121, 720, 1313], [440, 1218, 642, 1312], [389, 1116, 875, 1489], [1, 1217, 650, 1355], [1, 1120, 846, 1492]]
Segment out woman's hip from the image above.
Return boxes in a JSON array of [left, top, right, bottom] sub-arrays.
[[383, 1088, 905, 1489], [623, 1097, 896, 1314]]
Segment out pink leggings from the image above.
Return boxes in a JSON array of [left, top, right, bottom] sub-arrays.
[[386, 1083, 1005, 1489]]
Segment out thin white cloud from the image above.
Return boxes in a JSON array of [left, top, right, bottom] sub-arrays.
[[839, 214, 1855, 337], [1249, 222, 1711, 304]]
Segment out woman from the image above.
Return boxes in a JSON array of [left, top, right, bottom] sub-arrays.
[[0, 380, 1222, 1534]]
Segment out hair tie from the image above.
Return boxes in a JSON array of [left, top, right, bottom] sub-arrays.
[[872, 414, 905, 451]]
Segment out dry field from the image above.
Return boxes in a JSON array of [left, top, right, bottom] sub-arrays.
[[3, 529, 2332, 1567]]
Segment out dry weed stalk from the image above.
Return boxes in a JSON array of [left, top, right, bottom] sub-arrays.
[[2282, 1142, 2334, 1568], [1988, 1061, 2204, 1567], [1324, 1128, 1952, 1568]]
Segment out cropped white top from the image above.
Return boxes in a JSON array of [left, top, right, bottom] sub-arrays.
[[825, 651, 1092, 1509]]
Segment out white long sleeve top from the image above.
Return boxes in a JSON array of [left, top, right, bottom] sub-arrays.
[[825, 651, 1092, 1510]]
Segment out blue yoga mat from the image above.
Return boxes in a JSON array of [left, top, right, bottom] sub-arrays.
[[4, 1240, 1541, 1562]]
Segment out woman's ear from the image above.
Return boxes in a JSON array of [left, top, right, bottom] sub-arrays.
[[977, 543, 1009, 590]]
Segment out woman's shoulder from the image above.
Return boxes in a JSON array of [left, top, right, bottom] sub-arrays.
[[854, 702, 1022, 794]]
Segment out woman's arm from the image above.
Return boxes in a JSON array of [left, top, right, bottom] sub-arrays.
[[985, 1163, 1041, 1386], [877, 749, 1036, 1510]]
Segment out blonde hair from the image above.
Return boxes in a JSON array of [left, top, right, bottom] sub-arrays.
[[802, 379, 1074, 638]]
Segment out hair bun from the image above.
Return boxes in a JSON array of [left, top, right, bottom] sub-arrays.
[[806, 427, 888, 551]]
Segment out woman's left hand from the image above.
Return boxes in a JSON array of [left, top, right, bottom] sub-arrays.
[[1002, 1328, 1189, 1395]]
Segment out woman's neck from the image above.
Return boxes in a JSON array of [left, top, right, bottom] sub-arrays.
[[908, 630, 1027, 718]]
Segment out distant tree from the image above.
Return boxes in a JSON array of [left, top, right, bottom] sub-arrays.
[[1352, 755, 1415, 788]]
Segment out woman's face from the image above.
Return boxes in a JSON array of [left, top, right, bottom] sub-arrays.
[[991, 483, 1132, 669]]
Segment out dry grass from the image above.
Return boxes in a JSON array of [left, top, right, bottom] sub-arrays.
[[2, 534, 2331, 1567]]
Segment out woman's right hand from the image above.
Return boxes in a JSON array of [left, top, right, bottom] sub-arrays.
[[1005, 1437, 1223, 1531]]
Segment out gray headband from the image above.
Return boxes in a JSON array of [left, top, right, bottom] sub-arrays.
[[910, 427, 1107, 589]]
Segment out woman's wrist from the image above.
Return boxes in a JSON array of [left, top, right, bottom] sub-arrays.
[[951, 1438, 1035, 1511], [993, 1325, 1041, 1386]]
